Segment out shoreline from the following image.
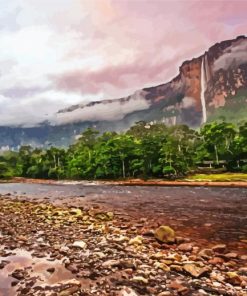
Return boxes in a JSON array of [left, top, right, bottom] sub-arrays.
[[2, 177, 247, 188]]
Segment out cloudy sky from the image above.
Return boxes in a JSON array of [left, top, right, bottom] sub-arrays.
[[0, 0, 246, 127]]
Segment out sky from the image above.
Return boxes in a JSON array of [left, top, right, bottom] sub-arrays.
[[0, 0, 246, 127]]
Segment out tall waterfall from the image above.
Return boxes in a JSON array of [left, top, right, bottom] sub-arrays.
[[200, 57, 207, 123]]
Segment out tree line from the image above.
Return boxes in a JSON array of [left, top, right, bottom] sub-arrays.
[[0, 121, 247, 180]]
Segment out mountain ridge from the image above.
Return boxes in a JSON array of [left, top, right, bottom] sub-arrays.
[[1, 35, 247, 149]]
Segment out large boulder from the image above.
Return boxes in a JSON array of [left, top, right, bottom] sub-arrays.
[[154, 226, 175, 243]]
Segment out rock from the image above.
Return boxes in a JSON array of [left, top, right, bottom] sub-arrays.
[[170, 265, 183, 272], [225, 252, 238, 259], [69, 208, 82, 216], [102, 259, 121, 268], [11, 280, 19, 286], [129, 236, 143, 245], [11, 269, 25, 280], [178, 243, 193, 252], [118, 287, 139, 296], [132, 276, 148, 284], [158, 292, 172, 296], [168, 280, 189, 294], [154, 261, 170, 271], [226, 271, 242, 285], [47, 267, 55, 273], [106, 211, 114, 220], [183, 263, 208, 278], [72, 240, 86, 249], [198, 248, 214, 259], [208, 257, 225, 265], [212, 244, 226, 253], [240, 255, 247, 260], [0, 260, 9, 269], [154, 226, 175, 243]]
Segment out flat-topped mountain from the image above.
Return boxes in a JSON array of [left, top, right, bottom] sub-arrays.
[[1, 36, 247, 148]]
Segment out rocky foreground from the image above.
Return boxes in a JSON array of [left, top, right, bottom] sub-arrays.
[[0, 196, 246, 296]]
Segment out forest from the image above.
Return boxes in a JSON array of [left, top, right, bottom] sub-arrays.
[[0, 120, 247, 180]]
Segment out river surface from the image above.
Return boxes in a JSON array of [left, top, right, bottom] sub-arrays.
[[0, 182, 246, 250]]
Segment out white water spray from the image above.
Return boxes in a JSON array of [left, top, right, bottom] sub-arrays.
[[200, 57, 207, 123]]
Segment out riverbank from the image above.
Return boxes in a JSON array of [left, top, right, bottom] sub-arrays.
[[0, 196, 246, 296], [3, 173, 247, 188]]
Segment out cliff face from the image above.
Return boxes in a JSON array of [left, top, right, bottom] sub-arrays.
[[1, 36, 247, 148], [138, 35, 247, 127], [58, 36, 247, 128]]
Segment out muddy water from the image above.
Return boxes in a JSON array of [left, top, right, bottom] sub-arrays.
[[0, 183, 246, 247]]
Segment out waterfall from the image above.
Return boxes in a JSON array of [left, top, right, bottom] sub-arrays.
[[200, 57, 207, 123]]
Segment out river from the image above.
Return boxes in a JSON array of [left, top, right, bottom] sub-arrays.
[[0, 182, 246, 250]]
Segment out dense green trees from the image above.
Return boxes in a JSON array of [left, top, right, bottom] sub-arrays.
[[0, 120, 246, 180]]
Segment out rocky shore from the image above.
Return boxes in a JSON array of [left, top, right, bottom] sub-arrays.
[[0, 195, 246, 296]]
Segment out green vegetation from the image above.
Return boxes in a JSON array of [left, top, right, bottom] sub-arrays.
[[0, 120, 247, 180], [186, 173, 247, 182]]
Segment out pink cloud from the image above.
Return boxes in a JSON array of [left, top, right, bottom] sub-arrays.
[[50, 0, 247, 100]]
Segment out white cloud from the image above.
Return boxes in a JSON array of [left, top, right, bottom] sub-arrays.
[[213, 39, 247, 71], [55, 90, 150, 125]]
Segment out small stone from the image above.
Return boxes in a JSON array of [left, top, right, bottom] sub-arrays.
[[225, 252, 238, 259], [178, 243, 193, 252], [158, 292, 172, 296], [132, 276, 148, 284], [118, 287, 139, 296], [212, 244, 226, 253], [240, 255, 247, 260], [102, 259, 120, 268], [198, 248, 214, 259], [11, 269, 25, 280], [70, 208, 82, 216], [72, 240, 86, 249], [154, 226, 175, 243], [11, 280, 19, 286], [129, 236, 143, 245], [226, 272, 242, 285], [208, 257, 225, 265], [154, 262, 170, 272], [47, 267, 55, 273], [170, 265, 183, 272], [183, 264, 208, 278]]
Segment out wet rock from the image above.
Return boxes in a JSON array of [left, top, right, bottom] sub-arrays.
[[0, 260, 9, 269], [11, 280, 19, 286], [11, 269, 25, 280], [154, 226, 175, 243], [47, 267, 55, 273], [183, 263, 209, 278]]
